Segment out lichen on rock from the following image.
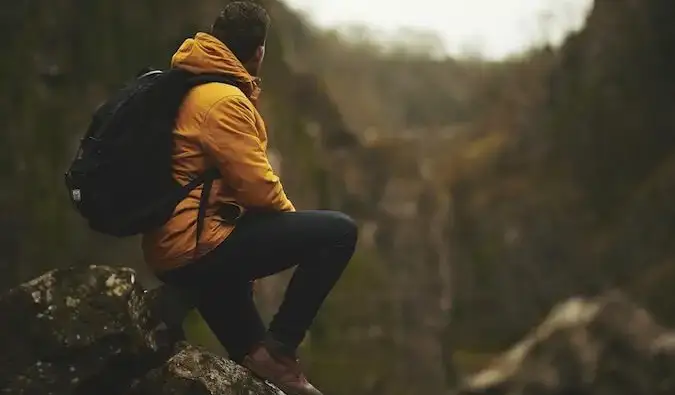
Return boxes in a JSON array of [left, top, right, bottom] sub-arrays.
[[130, 342, 283, 395], [0, 265, 285, 395]]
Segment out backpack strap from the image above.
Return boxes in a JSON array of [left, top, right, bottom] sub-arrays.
[[193, 167, 220, 260]]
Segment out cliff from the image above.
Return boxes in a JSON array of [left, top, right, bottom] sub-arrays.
[[443, 0, 675, 376]]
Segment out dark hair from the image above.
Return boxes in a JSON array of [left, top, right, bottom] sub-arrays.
[[210, 1, 270, 62]]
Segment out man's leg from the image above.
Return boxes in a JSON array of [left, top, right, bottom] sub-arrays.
[[211, 210, 358, 351], [158, 266, 266, 364], [267, 216, 357, 349], [162, 210, 357, 350], [161, 210, 357, 395], [217, 210, 357, 395], [194, 279, 265, 363]]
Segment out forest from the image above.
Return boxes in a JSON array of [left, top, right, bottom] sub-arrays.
[[2, 0, 675, 394]]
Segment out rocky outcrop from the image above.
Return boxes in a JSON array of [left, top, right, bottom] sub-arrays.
[[456, 292, 675, 395], [0, 265, 280, 395], [129, 343, 282, 395]]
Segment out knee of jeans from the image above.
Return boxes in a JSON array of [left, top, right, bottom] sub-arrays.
[[328, 211, 358, 250]]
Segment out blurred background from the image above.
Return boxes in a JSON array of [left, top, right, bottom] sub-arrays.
[[2, 0, 675, 394]]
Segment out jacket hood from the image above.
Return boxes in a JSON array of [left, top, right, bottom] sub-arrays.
[[171, 32, 260, 100]]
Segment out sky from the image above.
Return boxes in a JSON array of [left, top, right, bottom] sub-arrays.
[[283, 0, 594, 60]]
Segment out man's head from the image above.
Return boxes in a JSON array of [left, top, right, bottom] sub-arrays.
[[210, 1, 270, 76]]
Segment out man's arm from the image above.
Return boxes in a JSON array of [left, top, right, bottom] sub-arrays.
[[201, 95, 295, 212]]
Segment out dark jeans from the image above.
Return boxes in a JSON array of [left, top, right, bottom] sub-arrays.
[[158, 210, 358, 362]]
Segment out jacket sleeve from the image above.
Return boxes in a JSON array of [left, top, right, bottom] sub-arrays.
[[201, 95, 295, 212]]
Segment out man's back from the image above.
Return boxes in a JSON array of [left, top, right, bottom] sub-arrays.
[[142, 32, 293, 273]]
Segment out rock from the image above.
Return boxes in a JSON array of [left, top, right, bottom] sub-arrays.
[[0, 265, 164, 395], [130, 342, 282, 395], [456, 291, 675, 395], [0, 266, 281, 395]]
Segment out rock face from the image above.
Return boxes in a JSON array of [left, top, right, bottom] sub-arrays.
[[130, 343, 282, 395], [456, 292, 675, 395], [0, 265, 279, 395]]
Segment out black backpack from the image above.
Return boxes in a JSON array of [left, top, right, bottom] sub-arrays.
[[65, 67, 235, 239]]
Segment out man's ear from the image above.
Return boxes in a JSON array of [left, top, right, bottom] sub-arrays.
[[254, 45, 266, 62]]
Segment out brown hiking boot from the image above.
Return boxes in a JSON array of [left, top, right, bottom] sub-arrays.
[[242, 337, 323, 395]]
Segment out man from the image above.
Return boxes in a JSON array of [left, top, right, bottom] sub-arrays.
[[142, 2, 358, 395]]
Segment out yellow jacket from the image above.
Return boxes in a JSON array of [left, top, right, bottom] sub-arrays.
[[142, 33, 294, 273]]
